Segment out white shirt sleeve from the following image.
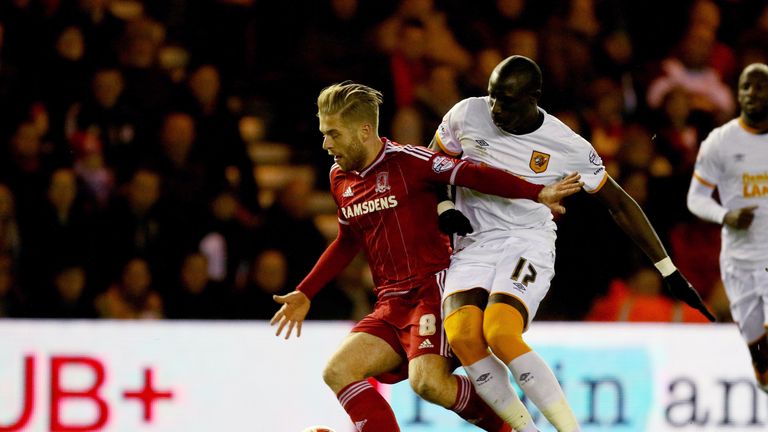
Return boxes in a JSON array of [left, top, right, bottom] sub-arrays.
[[687, 176, 727, 224], [687, 131, 727, 224], [434, 101, 465, 156]]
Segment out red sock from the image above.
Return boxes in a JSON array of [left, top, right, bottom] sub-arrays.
[[451, 375, 512, 432], [337, 380, 400, 432]]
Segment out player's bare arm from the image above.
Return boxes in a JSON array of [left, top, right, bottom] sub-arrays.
[[271, 291, 311, 340], [593, 176, 668, 260], [594, 175, 716, 321]]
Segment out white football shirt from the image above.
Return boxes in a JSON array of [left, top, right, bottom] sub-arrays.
[[693, 118, 768, 268], [435, 96, 608, 239]]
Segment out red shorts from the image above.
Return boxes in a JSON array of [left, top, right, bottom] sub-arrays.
[[351, 270, 458, 384]]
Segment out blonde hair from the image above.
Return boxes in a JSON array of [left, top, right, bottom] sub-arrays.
[[317, 81, 383, 133]]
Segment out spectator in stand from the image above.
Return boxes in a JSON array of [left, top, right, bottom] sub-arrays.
[[460, 47, 504, 97], [66, 67, 143, 182], [43, 24, 90, 141], [40, 262, 97, 319], [234, 248, 290, 320], [70, 128, 115, 211], [20, 168, 94, 292], [1, 120, 55, 222], [117, 18, 172, 125], [166, 251, 225, 319], [502, 28, 539, 62], [95, 256, 163, 319], [182, 64, 260, 214], [149, 111, 210, 218], [584, 77, 627, 175], [99, 168, 168, 287], [646, 1, 736, 125], [59, 0, 125, 66], [652, 87, 703, 176], [587, 266, 711, 323], [393, 64, 463, 147]]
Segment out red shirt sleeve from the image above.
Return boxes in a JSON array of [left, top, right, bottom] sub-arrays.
[[296, 222, 361, 300], [422, 151, 543, 201], [453, 158, 543, 201]]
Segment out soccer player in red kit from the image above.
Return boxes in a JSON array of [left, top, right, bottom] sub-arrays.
[[271, 82, 582, 432]]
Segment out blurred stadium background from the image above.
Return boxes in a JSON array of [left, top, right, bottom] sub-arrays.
[[0, 0, 767, 430]]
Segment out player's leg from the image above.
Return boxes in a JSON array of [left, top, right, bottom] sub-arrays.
[[723, 264, 768, 393], [403, 278, 513, 432], [324, 327, 403, 432], [408, 353, 514, 432], [486, 295, 578, 432], [748, 333, 768, 393], [486, 243, 579, 432], [443, 248, 538, 431], [444, 289, 537, 431]]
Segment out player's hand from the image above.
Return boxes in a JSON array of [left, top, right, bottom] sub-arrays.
[[271, 291, 311, 339], [723, 205, 758, 229], [538, 172, 583, 214], [438, 208, 474, 236], [664, 270, 717, 322]]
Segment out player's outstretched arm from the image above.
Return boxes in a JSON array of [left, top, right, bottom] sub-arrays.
[[271, 291, 311, 339], [538, 172, 583, 214], [594, 175, 716, 322]]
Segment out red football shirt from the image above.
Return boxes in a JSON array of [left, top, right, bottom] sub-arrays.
[[332, 139, 454, 298], [297, 138, 542, 299]]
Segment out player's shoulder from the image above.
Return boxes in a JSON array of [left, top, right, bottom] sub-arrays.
[[329, 163, 348, 187], [701, 118, 739, 148], [329, 163, 343, 178], [384, 139, 435, 162], [713, 118, 741, 138], [537, 110, 591, 150], [457, 96, 488, 115], [445, 97, 486, 119]]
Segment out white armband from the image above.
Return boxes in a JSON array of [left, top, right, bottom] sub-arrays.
[[437, 200, 455, 215], [654, 256, 677, 277], [686, 176, 728, 224]]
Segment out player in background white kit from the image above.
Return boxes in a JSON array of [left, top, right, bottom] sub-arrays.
[[431, 56, 716, 432], [687, 63, 768, 393]]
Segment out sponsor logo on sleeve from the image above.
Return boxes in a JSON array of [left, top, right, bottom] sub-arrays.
[[589, 150, 603, 166], [432, 155, 456, 173]]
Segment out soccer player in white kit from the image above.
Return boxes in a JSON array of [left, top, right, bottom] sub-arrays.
[[431, 56, 716, 432], [687, 63, 768, 393]]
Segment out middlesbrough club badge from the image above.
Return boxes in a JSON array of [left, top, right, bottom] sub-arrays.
[[375, 171, 391, 193]]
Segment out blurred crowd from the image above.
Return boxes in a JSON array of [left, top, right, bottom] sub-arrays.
[[0, 0, 766, 322]]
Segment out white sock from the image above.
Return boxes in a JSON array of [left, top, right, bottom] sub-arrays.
[[464, 355, 539, 432], [508, 351, 580, 432]]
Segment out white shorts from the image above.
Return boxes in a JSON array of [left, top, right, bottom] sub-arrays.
[[721, 259, 768, 343], [443, 231, 556, 328]]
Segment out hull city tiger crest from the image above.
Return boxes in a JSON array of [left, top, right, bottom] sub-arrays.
[[375, 171, 391, 193], [529, 150, 551, 173]]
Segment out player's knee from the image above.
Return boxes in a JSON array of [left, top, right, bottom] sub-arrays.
[[408, 370, 443, 403], [445, 306, 487, 364], [322, 358, 354, 390], [484, 322, 529, 363], [484, 302, 531, 364]]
